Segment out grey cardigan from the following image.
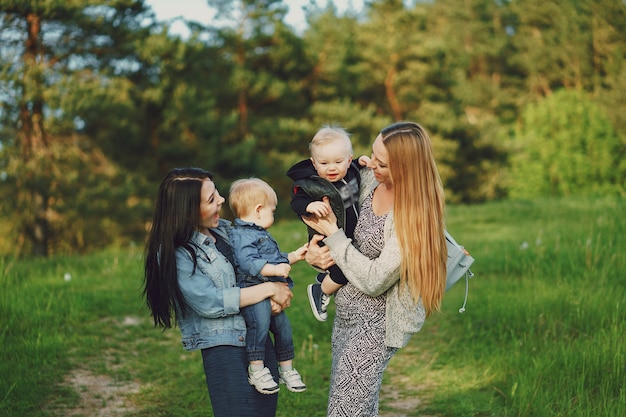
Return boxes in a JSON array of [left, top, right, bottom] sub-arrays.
[[323, 168, 426, 348]]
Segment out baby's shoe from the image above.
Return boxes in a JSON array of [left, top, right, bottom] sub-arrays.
[[307, 283, 330, 322], [279, 368, 306, 393], [248, 366, 279, 394]]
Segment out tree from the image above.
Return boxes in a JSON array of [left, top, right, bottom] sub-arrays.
[[197, 0, 316, 215], [507, 89, 626, 198], [347, 0, 509, 202], [301, 4, 391, 151], [0, 0, 154, 255], [509, 0, 626, 105]]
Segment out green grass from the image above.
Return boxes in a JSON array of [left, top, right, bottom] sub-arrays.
[[1, 196, 624, 416]]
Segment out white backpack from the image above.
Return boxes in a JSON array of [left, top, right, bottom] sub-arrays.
[[445, 231, 475, 313]]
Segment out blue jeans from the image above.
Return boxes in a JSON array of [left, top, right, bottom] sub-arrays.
[[241, 298, 295, 362], [201, 340, 278, 417]]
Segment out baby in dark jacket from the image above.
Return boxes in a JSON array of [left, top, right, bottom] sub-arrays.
[[286, 125, 363, 321]]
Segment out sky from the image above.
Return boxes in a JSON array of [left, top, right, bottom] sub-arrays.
[[144, 0, 364, 37]]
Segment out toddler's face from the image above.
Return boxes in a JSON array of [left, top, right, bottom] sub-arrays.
[[256, 202, 276, 229], [311, 141, 353, 183]]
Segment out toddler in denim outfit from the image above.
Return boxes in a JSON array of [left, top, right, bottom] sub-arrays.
[[228, 178, 307, 394]]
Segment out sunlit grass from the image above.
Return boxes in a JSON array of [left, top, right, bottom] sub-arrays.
[[1, 196, 624, 416], [384, 196, 625, 417]]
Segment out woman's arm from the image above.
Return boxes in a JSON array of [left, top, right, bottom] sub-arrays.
[[176, 249, 293, 317], [176, 249, 242, 318], [240, 282, 292, 309], [304, 213, 401, 297], [322, 227, 401, 296]]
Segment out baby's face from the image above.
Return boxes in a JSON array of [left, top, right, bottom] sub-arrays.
[[311, 141, 353, 183]]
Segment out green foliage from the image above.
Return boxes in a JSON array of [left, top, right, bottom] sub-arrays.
[[0, 134, 152, 255], [1, 0, 626, 255], [508, 89, 626, 198], [0, 0, 156, 255]]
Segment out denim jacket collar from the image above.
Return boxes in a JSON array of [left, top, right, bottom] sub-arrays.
[[190, 219, 233, 247], [233, 218, 263, 231]]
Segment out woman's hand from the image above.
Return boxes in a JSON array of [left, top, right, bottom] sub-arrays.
[[269, 281, 293, 310], [240, 281, 292, 310], [305, 234, 335, 270], [270, 300, 283, 315], [301, 197, 340, 236]]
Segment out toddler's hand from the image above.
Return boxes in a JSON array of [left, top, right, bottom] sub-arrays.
[[292, 244, 308, 261], [274, 263, 291, 278], [307, 201, 331, 217]]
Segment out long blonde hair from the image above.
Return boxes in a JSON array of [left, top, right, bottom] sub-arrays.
[[381, 122, 446, 315]]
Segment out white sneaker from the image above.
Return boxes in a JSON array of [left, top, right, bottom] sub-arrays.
[[248, 366, 279, 394], [279, 368, 307, 393]]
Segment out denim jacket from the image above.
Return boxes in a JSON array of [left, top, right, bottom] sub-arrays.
[[229, 218, 293, 288], [175, 219, 247, 351]]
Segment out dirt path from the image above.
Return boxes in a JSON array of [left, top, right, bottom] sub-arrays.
[[44, 316, 142, 417], [378, 339, 439, 417], [45, 316, 434, 417], [54, 369, 141, 417]]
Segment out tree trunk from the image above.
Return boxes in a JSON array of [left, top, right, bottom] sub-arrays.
[[384, 54, 404, 121], [18, 12, 50, 256]]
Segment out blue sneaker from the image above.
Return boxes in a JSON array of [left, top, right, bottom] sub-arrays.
[[315, 272, 326, 284], [307, 284, 330, 322]]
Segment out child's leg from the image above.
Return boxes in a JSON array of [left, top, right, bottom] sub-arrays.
[[325, 264, 349, 288], [270, 314, 306, 393], [242, 300, 279, 394], [307, 279, 334, 322], [241, 301, 271, 364], [269, 312, 294, 364], [321, 274, 343, 296], [308, 266, 347, 322]]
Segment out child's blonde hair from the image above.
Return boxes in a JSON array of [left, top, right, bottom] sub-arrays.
[[229, 178, 277, 218], [309, 125, 353, 158]]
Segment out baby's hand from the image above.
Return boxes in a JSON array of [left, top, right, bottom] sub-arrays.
[[291, 244, 308, 262], [357, 155, 371, 166], [273, 263, 291, 278], [307, 201, 331, 217]]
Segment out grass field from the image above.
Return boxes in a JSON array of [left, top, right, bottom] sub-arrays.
[[1, 196, 624, 417]]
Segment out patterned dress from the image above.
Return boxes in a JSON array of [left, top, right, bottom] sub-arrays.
[[327, 188, 399, 417]]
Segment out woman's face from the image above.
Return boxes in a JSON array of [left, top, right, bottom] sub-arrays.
[[368, 134, 391, 185], [199, 179, 225, 231]]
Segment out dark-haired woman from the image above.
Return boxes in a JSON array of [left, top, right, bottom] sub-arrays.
[[143, 167, 292, 417]]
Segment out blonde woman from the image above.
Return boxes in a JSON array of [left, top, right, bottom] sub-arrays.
[[303, 121, 447, 417]]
